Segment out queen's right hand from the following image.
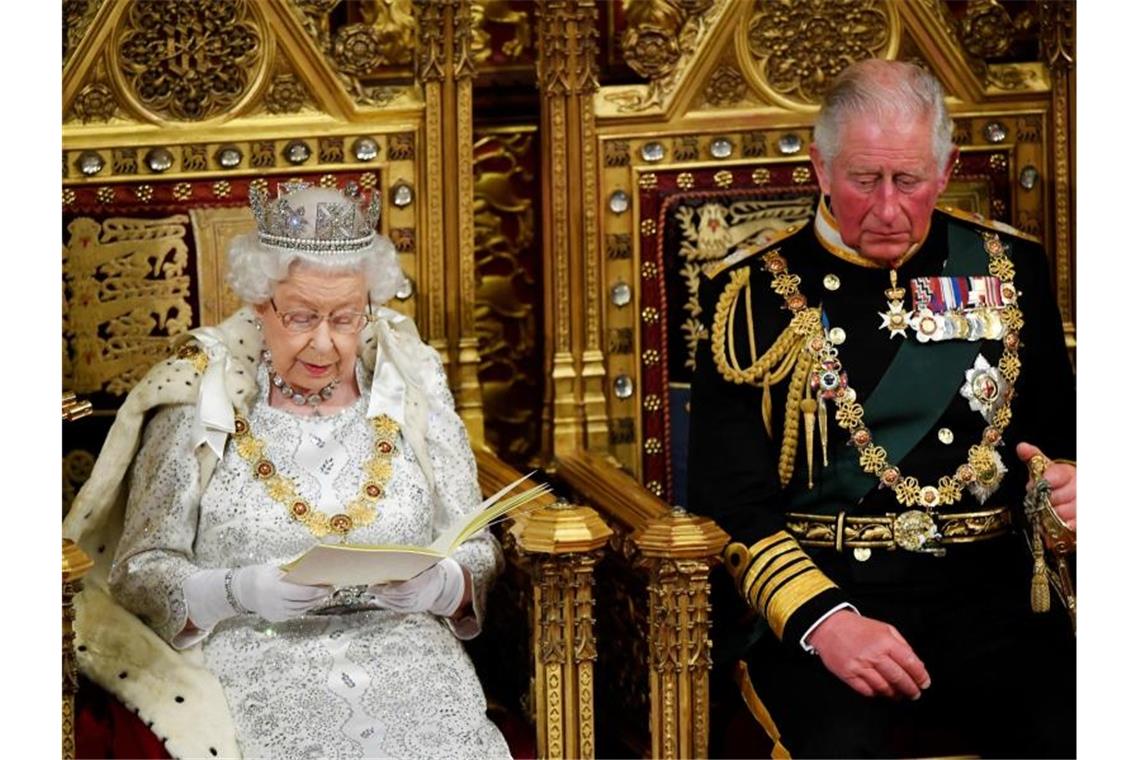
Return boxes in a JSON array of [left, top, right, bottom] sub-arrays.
[[184, 564, 331, 630]]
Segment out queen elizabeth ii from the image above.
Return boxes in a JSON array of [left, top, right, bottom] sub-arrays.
[[62, 181, 511, 758]]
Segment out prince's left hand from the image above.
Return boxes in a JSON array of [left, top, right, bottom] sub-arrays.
[[1017, 442, 1076, 535]]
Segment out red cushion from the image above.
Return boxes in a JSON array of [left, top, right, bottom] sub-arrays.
[[74, 676, 169, 759]]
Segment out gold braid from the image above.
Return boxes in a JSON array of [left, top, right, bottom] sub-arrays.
[[710, 263, 825, 486], [778, 348, 813, 486], [711, 269, 818, 385]]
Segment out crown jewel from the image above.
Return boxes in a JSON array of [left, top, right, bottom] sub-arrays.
[[249, 180, 381, 253]]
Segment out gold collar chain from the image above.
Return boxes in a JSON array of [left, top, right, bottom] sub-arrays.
[[232, 412, 401, 540], [758, 231, 1023, 513]]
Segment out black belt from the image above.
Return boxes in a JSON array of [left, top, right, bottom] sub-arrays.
[[786, 507, 1012, 555]]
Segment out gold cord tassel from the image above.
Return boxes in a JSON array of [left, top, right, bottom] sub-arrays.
[[800, 398, 817, 490], [1030, 531, 1051, 613], [762, 375, 773, 439], [818, 396, 829, 468]]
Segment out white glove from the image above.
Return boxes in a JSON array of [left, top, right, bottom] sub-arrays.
[[368, 557, 467, 617], [184, 564, 330, 630]]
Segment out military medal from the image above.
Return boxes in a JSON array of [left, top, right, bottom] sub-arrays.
[[908, 274, 1008, 343], [878, 269, 910, 339], [911, 307, 942, 343]]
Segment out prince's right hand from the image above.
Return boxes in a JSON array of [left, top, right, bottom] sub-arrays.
[[805, 609, 931, 700]]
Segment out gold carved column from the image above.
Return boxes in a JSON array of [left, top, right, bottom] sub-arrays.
[[517, 503, 613, 759], [536, 0, 608, 459], [1041, 1, 1076, 350], [415, 0, 485, 444], [634, 510, 730, 759], [63, 540, 93, 760]]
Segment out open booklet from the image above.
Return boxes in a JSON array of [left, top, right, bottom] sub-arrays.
[[281, 472, 551, 586]]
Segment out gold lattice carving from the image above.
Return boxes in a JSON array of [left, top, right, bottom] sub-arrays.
[[414, 0, 446, 82], [958, 0, 1015, 58], [706, 63, 747, 107], [63, 216, 194, 396], [115, 0, 267, 122], [72, 83, 118, 123], [743, 0, 898, 109], [295, 0, 414, 105], [1040, 1, 1075, 71], [639, 556, 716, 757], [605, 0, 729, 113], [473, 130, 541, 462], [62, 449, 96, 517], [673, 197, 814, 369], [264, 72, 310, 114], [472, 1, 533, 63], [64, 0, 103, 67]]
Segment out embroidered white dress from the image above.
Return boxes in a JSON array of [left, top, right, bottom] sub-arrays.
[[109, 360, 510, 759]]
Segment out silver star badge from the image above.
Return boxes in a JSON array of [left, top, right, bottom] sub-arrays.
[[959, 353, 1007, 423]]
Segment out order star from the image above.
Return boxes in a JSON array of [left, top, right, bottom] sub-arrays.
[[878, 301, 909, 339]]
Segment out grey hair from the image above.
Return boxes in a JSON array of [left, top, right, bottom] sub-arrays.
[[813, 59, 954, 170], [225, 186, 406, 306]]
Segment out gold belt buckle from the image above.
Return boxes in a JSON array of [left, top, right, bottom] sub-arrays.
[[893, 510, 946, 556]]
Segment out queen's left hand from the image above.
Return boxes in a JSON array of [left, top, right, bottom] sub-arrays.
[[1016, 442, 1076, 534], [368, 557, 470, 618]]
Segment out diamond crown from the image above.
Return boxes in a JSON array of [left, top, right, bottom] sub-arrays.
[[249, 180, 381, 253]]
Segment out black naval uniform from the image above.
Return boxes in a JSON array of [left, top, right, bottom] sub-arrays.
[[688, 200, 1075, 758]]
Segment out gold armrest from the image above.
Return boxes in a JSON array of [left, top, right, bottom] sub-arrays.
[[555, 448, 671, 533], [554, 449, 729, 758]]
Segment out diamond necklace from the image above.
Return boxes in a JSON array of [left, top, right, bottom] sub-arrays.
[[262, 349, 340, 407]]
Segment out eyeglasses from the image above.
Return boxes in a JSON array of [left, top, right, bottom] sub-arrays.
[[269, 296, 376, 334]]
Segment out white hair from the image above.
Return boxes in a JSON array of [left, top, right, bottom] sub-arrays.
[[813, 59, 954, 170], [225, 186, 406, 305]]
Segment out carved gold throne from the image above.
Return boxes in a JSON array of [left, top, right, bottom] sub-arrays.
[[61, 2, 554, 757], [526, 1, 1075, 757], [62, 1, 1075, 758]]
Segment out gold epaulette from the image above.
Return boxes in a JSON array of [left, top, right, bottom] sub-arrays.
[[936, 204, 1041, 244], [723, 534, 839, 640], [702, 221, 808, 280]]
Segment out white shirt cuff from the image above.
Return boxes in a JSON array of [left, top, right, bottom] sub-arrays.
[[800, 602, 859, 653]]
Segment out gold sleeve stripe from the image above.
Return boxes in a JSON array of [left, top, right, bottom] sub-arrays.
[[756, 561, 813, 612], [736, 530, 839, 641], [741, 546, 800, 599], [738, 536, 795, 588], [766, 571, 839, 640], [738, 532, 801, 591], [749, 560, 812, 611], [747, 531, 796, 556], [749, 551, 807, 604]]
